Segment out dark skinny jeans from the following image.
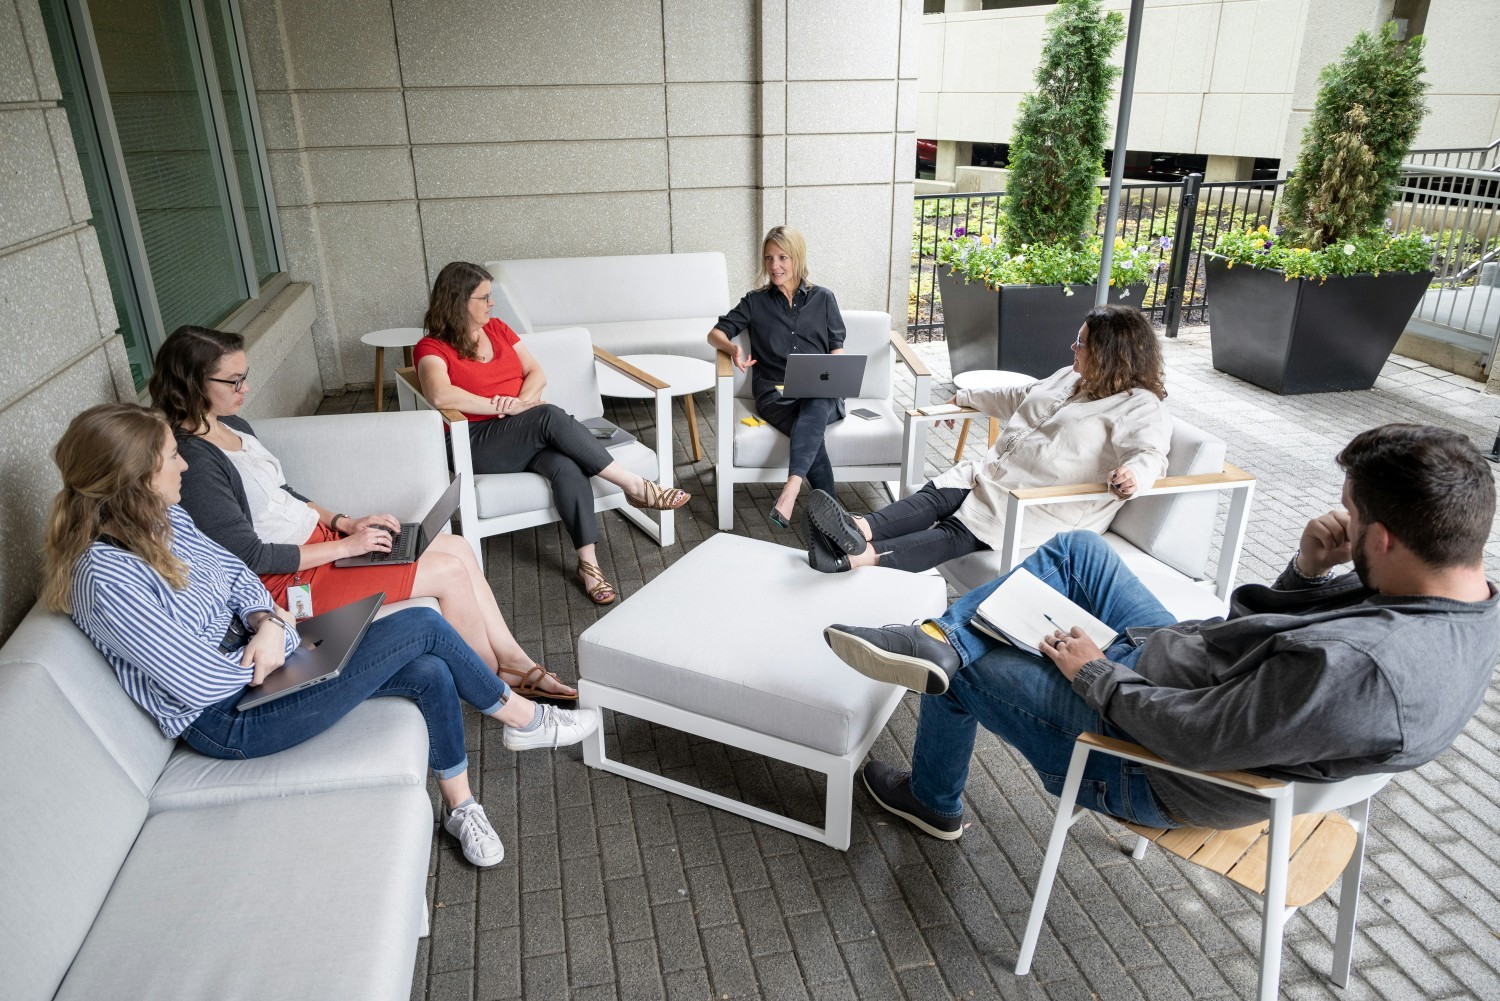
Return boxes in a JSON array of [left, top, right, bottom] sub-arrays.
[[467, 403, 615, 547], [756, 392, 841, 493], [860, 482, 988, 573]]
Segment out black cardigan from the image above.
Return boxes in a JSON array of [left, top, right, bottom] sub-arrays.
[[175, 415, 311, 575]]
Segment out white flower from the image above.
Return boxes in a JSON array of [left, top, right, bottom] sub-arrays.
[[1063, 286, 1075, 297], [1343, 244, 1356, 256], [1014, 255, 1026, 264], [1120, 288, 1132, 298]]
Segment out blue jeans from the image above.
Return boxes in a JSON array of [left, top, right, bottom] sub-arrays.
[[185, 608, 510, 779], [909, 532, 1180, 827]]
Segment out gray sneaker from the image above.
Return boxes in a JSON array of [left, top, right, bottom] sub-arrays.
[[503, 704, 601, 751], [823, 622, 962, 695], [443, 802, 505, 867]]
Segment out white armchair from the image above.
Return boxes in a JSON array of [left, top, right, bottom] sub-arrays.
[[396, 326, 677, 566], [899, 411, 1256, 618], [715, 311, 933, 531]]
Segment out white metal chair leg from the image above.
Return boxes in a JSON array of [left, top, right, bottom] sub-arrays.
[[1016, 742, 1092, 975], [1131, 834, 1150, 860], [1257, 794, 1294, 1001], [419, 889, 431, 938], [823, 757, 855, 851], [1331, 796, 1373, 987]]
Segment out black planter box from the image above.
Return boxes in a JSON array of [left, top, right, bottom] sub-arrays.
[[937, 270, 1145, 378], [1205, 256, 1433, 395]]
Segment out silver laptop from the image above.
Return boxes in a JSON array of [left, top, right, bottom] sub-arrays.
[[333, 475, 462, 568], [781, 353, 867, 399], [236, 592, 384, 710]]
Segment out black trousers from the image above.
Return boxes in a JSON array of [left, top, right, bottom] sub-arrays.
[[756, 392, 842, 493], [468, 404, 614, 548], [860, 481, 987, 573]]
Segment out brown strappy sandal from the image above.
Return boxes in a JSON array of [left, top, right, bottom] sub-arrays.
[[500, 664, 578, 702], [628, 480, 690, 511], [577, 560, 618, 604]]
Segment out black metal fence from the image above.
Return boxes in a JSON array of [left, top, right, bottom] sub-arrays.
[[909, 175, 1285, 341]]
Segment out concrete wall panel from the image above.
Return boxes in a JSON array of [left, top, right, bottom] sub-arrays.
[[787, 183, 893, 312], [1415, 96, 1500, 150], [415, 140, 666, 199], [277, 0, 401, 90], [75, 227, 118, 339], [16, 0, 60, 100], [0, 235, 99, 406], [275, 147, 417, 205], [259, 91, 410, 150], [406, 86, 665, 145], [667, 82, 757, 136], [393, 0, 664, 88], [788, 81, 898, 134], [668, 136, 758, 189], [663, 0, 756, 83], [788, 0, 900, 82], [787, 133, 896, 187], [669, 186, 760, 289], [0, 109, 72, 247], [0, 1, 38, 103]]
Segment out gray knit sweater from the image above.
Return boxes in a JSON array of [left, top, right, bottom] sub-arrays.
[[175, 415, 310, 576], [1072, 563, 1499, 828]]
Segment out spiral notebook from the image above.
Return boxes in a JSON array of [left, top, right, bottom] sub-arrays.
[[970, 568, 1117, 657]]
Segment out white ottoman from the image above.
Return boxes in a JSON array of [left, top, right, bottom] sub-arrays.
[[577, 533, 946, 849]]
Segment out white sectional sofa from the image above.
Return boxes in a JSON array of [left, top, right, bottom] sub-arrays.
[[485, 252, 730, 360], [0, 410, 451, 1001]]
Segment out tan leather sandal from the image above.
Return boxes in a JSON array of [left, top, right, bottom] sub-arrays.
[[577, 560, 618, 604], [501, 664, 578, 702], [628, 481, 690, 511]]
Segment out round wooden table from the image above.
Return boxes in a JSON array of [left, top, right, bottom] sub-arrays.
[[950, 368, 1034, 461], [595, 354, 716, 462], [360, 327, 424, 413]]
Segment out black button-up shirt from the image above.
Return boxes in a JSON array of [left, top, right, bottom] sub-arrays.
[[714, 282, 846, 400]]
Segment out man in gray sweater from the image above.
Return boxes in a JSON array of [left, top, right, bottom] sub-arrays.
[[822, 424, 1499, 836]]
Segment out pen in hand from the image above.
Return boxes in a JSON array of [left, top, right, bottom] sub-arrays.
[[1043, 613, 1064, 632]]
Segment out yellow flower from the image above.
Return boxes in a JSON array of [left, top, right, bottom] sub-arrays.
[[1227, 261, 1235, 269], [1257, 224, 1269, 235], [980, 234, 992, 246]]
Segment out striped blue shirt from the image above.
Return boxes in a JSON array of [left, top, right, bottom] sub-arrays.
[[69, 505, 299, 738]]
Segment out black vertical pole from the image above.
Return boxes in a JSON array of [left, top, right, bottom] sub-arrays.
[[1487, 421, 1500, 463], [1163, 172, 1201, 339]]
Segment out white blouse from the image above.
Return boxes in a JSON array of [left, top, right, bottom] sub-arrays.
[[933, 366, 1172, 551], [221, 429, 321, 546]]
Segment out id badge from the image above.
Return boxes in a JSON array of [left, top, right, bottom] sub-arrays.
[[287, 583, 314, 621]]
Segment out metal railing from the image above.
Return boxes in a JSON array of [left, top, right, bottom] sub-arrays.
[[909, 176, 1283, 341], [1405, 139, 1500, 173]]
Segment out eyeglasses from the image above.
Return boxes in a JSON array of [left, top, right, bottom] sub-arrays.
[[470, 293, 493, 304], [1072, 335, 1085, 351], [207, 375, 248, 392]]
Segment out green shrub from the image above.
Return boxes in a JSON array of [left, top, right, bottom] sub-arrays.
[[937, 234, 1162, 294], [1214, 225, 1433, 279]]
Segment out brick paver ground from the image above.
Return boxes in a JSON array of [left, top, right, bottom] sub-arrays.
[[319, 326, 1500, 1000]]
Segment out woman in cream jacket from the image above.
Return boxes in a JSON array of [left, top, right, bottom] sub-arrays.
[[804, 304, 1171, 573]]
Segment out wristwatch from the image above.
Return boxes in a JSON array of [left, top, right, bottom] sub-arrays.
[[1289, 549, 1336, 584]]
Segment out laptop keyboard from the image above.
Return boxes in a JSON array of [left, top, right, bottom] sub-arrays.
[[367, 522, 419, 562]]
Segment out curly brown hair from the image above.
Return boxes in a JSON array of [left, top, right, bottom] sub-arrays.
[[149, 325, 245, 435], [42, 404, 187, 612], [423, 261, 492, 361], [1075, 305, 1167, 401]]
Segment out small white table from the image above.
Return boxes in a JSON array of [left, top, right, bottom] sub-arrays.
[[950, 368, 1034, 461], [360, 327, 424, 413], [595, 353, 715, 462]]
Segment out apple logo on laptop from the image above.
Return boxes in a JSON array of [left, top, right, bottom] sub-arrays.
[[819, 372, 829, 381]]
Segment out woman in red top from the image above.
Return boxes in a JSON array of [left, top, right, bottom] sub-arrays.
[[415, 262, 689, 604]]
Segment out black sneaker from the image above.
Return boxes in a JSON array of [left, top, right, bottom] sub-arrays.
[[823, 622, 961, 695], [806, 489, 866, 556], [861, 760, 963, 840], [806, 512, 851, 573]]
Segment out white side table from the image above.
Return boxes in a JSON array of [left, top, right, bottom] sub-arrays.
[[950, 368, 1034, 462], [360, 327, 424, 413], [596, 353, 716, 462]]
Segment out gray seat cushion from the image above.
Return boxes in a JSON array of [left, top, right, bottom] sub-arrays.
[[731, 397, 904, 468], [0, 662, 149, 1001], [578, 534, 946, 755], [1107, 416, 1227, 579], [473, 439, 658, 520], [53, 785, 432, 1001], [148, 698, 429, 816]]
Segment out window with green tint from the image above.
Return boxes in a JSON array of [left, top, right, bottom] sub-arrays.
[[203, 0, 278, 284], [91, 0, 248, 334]]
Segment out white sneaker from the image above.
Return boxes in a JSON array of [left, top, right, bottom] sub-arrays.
[[443, 802, 505, 867], [503, 704, 600, 751]]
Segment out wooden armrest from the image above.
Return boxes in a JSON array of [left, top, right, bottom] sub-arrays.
[[593, 346, 669, 392], [1008, 463, 1256, 502], [1078, 733, 1286, 792], [904, 407, 983, 420], [889, 330, 930, 377], [396, 366, 468, 424], [716, 352, 733, 379]]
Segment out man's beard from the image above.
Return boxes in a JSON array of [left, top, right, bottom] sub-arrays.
[[1351, 524, 1373, 588]]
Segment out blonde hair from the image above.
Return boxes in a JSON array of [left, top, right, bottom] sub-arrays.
[[41, 404, 187, 613], [757, 226, 810, 290]]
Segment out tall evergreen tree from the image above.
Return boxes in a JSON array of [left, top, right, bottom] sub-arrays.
[[1282, 22, 1427, 249], [1003, 0, 1124, 252]]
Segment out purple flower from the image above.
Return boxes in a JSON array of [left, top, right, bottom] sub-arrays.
[[954, 227, 966, 238], [1152, 260, 1167, 271], [1157, 235, 1172, 251], [1274, 226, 1284, 236], [1263, 240, 1273, 249]]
